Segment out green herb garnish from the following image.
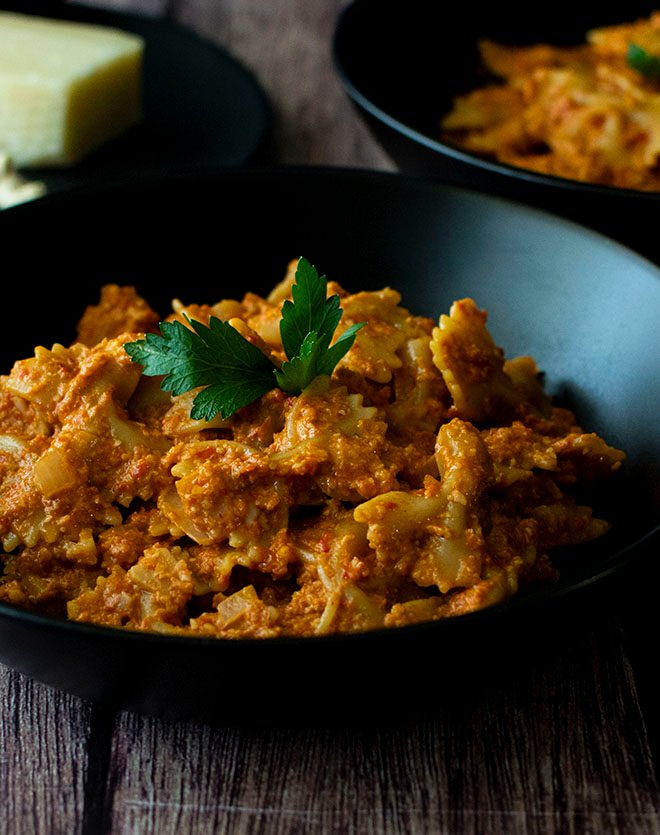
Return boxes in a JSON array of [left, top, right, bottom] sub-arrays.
[[275, 256, 365, 393], [627, 43, 660, 79], [124, 257, 365, 420]]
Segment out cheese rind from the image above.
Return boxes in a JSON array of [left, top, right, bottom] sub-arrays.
[[0, 12, 144, 168]]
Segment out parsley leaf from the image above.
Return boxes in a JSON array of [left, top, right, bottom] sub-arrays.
[[124, 257, 366, 420], [627, 43, 660, 79], [276, 258, 365, 391], [280, 257, 342, 358], [124, 315, 278, 421], [315, 322, 366, 375], [274, 330, 324, 393]]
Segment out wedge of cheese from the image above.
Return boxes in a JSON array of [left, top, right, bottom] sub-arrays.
[[0, 12, 144, 168]]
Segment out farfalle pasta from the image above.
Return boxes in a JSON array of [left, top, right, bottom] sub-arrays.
[[0, 262, 624, 637]]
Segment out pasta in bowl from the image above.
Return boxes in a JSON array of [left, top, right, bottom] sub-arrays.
[[0, 258, 624, 638], [441, 12, 660, 191]]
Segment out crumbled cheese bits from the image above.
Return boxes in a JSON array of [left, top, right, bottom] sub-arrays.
[[0, 151, 46, 209]]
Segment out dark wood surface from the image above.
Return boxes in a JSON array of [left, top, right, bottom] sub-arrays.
[[1, 2, 659, 833]]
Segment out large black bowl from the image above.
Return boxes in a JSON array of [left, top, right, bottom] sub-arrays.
[[0, 167, 659, 720], [333, 0, 660, 263]]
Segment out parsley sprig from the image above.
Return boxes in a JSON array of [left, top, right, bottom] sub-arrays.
[[124, 257, 365, 421], [275, 257, 365, 393], [627, 43, 660, 79]]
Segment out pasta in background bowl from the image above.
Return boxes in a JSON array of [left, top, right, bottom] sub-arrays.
[[0, 167, 657, 719], [441, 13, 660, 191], [334, 0, 660, 263]]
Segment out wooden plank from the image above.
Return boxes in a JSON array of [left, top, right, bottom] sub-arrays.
[[69, 0, 169, 15], [171, 0, 394, 169], [102, 624, 660, 834], [620, 582, 660, 772], [0, 666, 93, 835]]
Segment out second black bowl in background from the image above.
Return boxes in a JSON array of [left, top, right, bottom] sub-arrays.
[[333, 0, 660, 263]]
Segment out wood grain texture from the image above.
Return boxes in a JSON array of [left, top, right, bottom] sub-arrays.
[[100, 625, 660, 835], [1, 2, 659, 835], [71, 0, 168, 15], [171, 0, 393, 169], [0, 666, 91, 835]]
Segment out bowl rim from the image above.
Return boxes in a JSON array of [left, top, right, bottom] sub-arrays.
[[332, 0, 660, 201]]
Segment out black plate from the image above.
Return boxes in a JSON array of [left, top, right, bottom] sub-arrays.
[[333, 0, 660, 264], [0, 2, 271, 192], [0, 167, 659, 720]]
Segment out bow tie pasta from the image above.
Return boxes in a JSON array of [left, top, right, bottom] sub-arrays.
[[0, 264, 624, 637]]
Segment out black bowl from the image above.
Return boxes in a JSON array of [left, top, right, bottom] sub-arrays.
[[333, 0, 660, 263], [0, 167, 659, 720]]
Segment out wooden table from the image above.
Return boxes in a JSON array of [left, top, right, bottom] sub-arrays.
[[2, 2, 660, 833]]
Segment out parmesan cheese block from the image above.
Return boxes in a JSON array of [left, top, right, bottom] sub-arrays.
[[0, 12, 144, 168]]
